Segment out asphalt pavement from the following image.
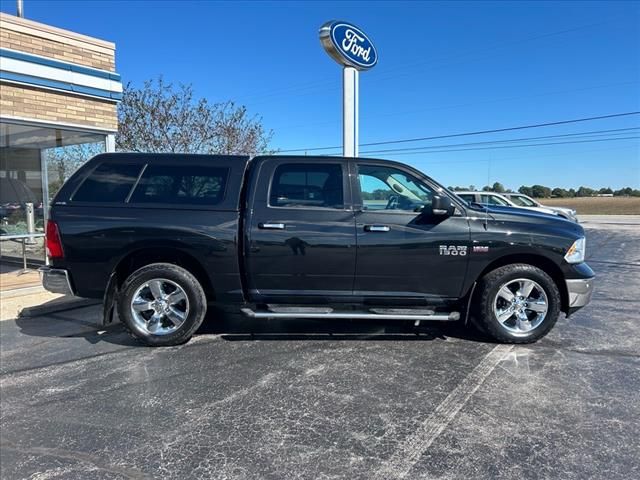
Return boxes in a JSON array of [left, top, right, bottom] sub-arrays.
[[1, 218, 639, 480]]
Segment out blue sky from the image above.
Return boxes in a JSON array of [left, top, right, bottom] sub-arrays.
[[4, 0, 639, 190]]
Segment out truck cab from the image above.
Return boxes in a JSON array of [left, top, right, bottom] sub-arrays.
[[41, 154, 595, 346]]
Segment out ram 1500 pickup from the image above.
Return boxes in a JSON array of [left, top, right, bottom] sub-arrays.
[[41, 153, 594, 346]]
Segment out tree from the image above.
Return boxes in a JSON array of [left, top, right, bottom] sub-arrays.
[[613, 187, 640, 197], [492, 182, 505, 193], [518, 186, 533, 196], [598, 187, 613, 195], [116, 77, 273, 155], [46, 143, 104, 199], [552, 187, 568, 198], [482, 185, 492, 192], [576, 186, 595, 197], [530, 185, 552, 198]]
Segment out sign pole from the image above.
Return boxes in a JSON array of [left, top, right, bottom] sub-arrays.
[[320, 21, 376, 158], [343, 66, 359, 157]]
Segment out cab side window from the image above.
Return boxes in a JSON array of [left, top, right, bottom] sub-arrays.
[[357, 164, 434, 212], [269, 163, 344, 209]]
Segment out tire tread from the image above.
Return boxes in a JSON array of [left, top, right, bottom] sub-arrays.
[[117, 263, 207, 346], [474, 263, 561, 344]]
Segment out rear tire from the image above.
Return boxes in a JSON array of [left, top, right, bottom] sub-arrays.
[[474, 264, 560, 344], [117, 263, 207, 346]]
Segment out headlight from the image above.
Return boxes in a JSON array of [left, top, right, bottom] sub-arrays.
[[565, 237, 586, 264]]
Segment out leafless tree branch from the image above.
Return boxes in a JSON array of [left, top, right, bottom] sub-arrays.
[[116, 77, 274, 156]]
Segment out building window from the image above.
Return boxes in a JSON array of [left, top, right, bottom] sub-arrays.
[[0, 121, 107, 261]]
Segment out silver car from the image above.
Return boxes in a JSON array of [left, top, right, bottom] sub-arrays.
[[503, 193, 578, 222], [456, 191, 560, 217]]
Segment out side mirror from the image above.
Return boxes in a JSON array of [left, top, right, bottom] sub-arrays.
[[431, 195, 455, 216]]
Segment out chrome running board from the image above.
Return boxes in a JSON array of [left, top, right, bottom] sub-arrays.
[[241, 307, 460, 322]]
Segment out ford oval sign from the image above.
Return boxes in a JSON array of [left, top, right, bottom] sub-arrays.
[[319, 21, 378, 70]]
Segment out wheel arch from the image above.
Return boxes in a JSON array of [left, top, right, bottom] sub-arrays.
[[470, 254, 569, 314], [112, 247, 215, 302]]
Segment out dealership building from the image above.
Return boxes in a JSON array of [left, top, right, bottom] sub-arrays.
[[0, 12, 121, 261]]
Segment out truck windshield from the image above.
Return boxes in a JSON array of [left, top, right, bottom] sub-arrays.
[[510, 195, 538, 207], [480, 194, 510, 206]]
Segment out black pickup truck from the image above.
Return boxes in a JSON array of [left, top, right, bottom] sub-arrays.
[[41, 153, 594, 346]]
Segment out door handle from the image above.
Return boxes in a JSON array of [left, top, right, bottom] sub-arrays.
[[258, 222, 286, 230], [364, 225, 390, 232]]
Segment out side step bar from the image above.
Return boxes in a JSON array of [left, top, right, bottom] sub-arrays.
[[241, 308, 460, 322]]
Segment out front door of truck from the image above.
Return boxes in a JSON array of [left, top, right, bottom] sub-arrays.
[[246, 158, 356, 303], [351, 161, 470, 302]]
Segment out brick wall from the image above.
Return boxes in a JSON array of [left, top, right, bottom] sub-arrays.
[[0, 13, 118, 132], [1, 84, 118, 131], [0, 28, 115, 71]]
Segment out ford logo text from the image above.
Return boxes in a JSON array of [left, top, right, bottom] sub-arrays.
[[319, 21, 378, 70]]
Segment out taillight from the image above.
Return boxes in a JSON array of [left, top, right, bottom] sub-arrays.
[[46, 220, 64, 259]]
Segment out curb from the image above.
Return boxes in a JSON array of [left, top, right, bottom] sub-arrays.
[[0, 285, 46, 299], [19, 298, 101, 318]]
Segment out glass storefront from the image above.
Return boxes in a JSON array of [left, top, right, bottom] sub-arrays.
[[0, 121, 107, 262]]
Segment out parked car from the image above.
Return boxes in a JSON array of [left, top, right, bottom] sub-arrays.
[[41, 153, 594, 346], [455, 191, 560, 217], [503, 193, 578, 222]]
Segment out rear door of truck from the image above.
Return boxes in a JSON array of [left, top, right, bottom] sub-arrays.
[[244, 156, 356, 303]]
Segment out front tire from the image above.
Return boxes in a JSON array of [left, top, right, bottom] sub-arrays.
[[118, 263, 207, 346], [474, 264, 561, 344]]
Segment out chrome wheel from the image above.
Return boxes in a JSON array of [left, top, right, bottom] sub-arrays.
[[493, 278, 548, 336], [130, 278, 189, 336]]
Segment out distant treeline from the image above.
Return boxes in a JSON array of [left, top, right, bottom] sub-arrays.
[[447, 182, 640, 198]]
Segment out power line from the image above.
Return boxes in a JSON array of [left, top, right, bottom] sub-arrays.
[[361, 81, 640, 122], [277, 111, 640, 153], [356, 127, 640, 155], [272, 80, 639, 132], [413, 143, 639, 166], [358, 136, 640, 157]]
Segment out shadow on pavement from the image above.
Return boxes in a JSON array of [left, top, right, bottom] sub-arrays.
[[200, 307, 489, 343], [11, 304, 490, 347], [13, 310, 139, 347]]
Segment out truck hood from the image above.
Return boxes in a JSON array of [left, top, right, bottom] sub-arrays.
[[467, 203, 583, 235], [518, 205, 559, 216], [547, 206, 577, 216]]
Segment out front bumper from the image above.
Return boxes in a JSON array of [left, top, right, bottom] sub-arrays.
[[566, 277, 594, 309], [39, 267, 75, 296]]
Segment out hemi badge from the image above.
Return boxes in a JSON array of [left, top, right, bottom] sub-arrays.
[[473, 246, 489, 253]]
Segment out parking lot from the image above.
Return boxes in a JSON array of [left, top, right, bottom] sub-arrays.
[[1, 217, 639, 480]]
